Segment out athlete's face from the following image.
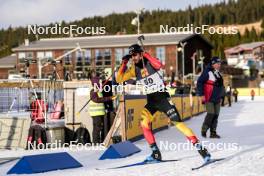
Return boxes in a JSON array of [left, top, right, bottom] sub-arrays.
[[132, 52, 143, 64], [212, 62, 221, 70]]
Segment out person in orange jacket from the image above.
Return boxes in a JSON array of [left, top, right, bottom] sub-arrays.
[[250, 89, 255, 101]]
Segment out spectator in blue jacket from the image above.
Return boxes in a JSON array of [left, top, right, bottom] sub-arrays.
[[197, 57, 224, 138]]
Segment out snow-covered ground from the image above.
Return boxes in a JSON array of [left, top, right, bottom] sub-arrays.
[[1, 96, 264, 176]]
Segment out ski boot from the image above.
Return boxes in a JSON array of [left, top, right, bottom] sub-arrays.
[[195, 143, 211, 162], [210, 131, 221, 138], [201, 131, 207, 138], [144, 143, 162, 163]]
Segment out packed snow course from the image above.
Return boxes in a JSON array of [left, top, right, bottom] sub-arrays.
[[1, 96, 264, 176]]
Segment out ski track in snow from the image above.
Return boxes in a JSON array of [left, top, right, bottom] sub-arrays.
[[1, 96, 264, 176]]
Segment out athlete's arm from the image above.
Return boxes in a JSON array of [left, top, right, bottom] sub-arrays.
[[143, 52, 163, 70], [116, 56, 136, 83]]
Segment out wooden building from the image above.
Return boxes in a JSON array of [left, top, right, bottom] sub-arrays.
[[225, 42, 264, 70], [12, 33, 213, 80]]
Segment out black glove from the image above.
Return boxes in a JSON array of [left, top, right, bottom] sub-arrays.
[[122, 54, 131, 62]]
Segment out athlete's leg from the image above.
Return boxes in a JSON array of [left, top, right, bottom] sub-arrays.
[[157, 98, 211, 160], [140, 106, 161, 161], [157, 98, 198, 144], [141, 108, 155, 145]]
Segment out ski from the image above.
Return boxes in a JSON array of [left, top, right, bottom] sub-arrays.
[[96, 159, 179, 170], [0, 157, 20, 166], [191, 158, 225, 170], [0, 157, 20, 161]]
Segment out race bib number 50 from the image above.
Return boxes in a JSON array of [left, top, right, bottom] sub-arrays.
[[138, 71, 165, 94]]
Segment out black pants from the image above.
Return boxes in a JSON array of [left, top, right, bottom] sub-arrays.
[[234, 95, 238, 102], [104, 111, 116, 138], [221, 96, 225, 106], [27, 125, 47, 149], [145, 92, 181, 122], [227, 95, 231, 106], [92, 115, 104, 144], [202, 102, 220, 133]]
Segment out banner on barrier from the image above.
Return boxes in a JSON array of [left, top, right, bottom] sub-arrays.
[[124, 95, 206, 141], [192, 96, 199, 116], [171, 97, 183, 119], [125, 98, 168, 140], [182, 97, 192, 119], [236, 88, 264, 96]]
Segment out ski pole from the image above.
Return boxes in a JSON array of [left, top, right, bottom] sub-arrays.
[[137, 35, 149, 76], [76, 72, 114, 117], [137, 35, 145, 50]]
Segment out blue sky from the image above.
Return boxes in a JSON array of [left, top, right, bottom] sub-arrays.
[[0, 0, 223, 29]]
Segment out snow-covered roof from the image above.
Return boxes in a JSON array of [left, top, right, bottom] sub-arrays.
[[12, 33, 212, 51], [225, 41, 264, 54], [0, 54, 17, 68]]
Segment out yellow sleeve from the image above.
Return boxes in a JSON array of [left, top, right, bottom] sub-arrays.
[[116, 63, 136, 83]]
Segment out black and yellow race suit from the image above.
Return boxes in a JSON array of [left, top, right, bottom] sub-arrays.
[[116, 52, 199, 145]]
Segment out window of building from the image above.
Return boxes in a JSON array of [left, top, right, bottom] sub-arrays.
[[95, 49, 111, 66], [45, 51, 53, 59], [115, 48, 123, 66], [76, 50, 91, 66], [64, 51, 72, 65], [76, 50, 83, 66], [18, 52, 33, 60], [95, 49, 103, 66], [37, 51, 53, 64], [124, 48, 129, 55], [74, 49, 91, 79], [18, 52, 26, 59], [84, 49, 91, 65], [104, 49, 111, 66], [18, 52, 26, 63], [26, 52, 33, 59], [18, 52, 34, 64], [156, 47, 165, 65], [37, 52, 45, 59]]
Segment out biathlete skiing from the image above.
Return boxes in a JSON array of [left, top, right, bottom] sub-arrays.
[[116, 43, 211, 163]]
